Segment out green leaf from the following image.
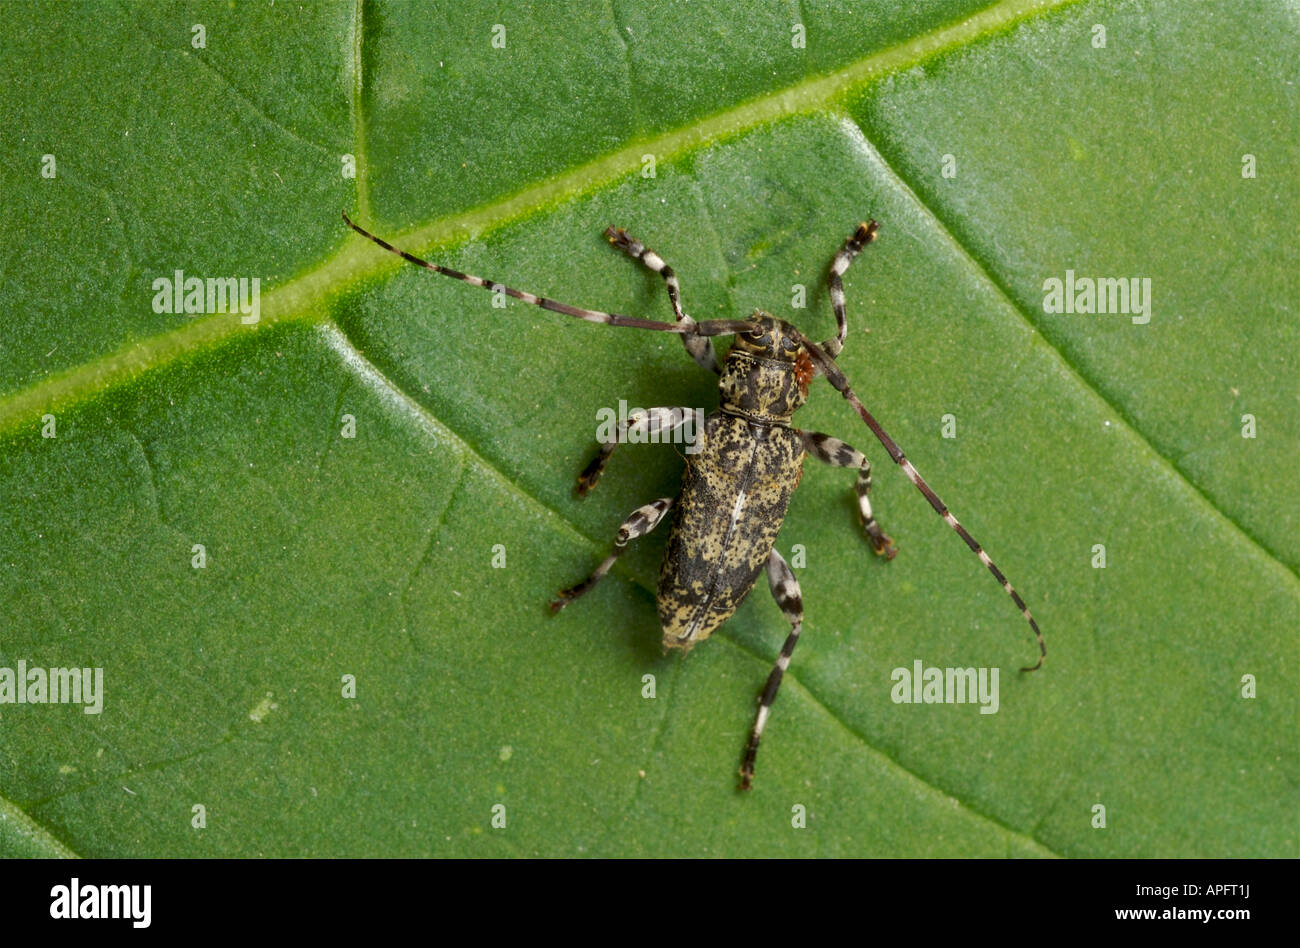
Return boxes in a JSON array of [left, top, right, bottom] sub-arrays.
[[1, 0, 1294, 857]]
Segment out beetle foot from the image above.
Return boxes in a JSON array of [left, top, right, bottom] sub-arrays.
[[867, 527, 897, 560], [576, 457, 605, 497], [604, 226, 636, 254]]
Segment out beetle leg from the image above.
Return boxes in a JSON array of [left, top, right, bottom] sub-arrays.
[[819, 220, 878, 360], [549, 497, 674, 612], [577, 405, 700, 496], [740, 548, 804, 791], [801, 335, 1046, 672], [606, 227, 720, 374], [798, 430, 896, 559]]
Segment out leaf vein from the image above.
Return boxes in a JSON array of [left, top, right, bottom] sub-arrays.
[[839, 114, 1300, 585]]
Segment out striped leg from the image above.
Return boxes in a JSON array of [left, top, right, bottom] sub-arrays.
[[799, 430, 896, 559], [578, 406, 698, 496], [820, 220, 879, 360], [549, 498, 673, 612], [606, 227, 719, 373], [796, 331, 1046, 672], [343, 212, 753, 340], [741, 548, 804, 791]]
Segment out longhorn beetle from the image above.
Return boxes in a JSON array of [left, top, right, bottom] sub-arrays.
[[342, 210, 1045, 790]]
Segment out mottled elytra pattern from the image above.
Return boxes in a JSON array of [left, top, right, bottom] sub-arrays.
[[343, 210, 1046, 791], [656, 413, 804, 649]]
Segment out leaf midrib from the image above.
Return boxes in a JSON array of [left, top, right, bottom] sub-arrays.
[[0, 0, 1076, 436]]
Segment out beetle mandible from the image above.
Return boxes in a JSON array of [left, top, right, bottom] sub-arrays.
[[342, 211, 1045, 790]]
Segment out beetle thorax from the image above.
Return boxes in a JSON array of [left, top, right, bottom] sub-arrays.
[[717, 313, 812, 425]]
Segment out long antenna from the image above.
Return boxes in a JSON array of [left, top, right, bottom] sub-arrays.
[[343, 211, 752, 338], [800, 328, 1046, 672]]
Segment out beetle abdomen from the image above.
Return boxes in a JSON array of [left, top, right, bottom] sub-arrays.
[[657, 412, 804, 650]]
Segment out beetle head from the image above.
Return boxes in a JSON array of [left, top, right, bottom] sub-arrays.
[[730, 312, 804, 362]]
